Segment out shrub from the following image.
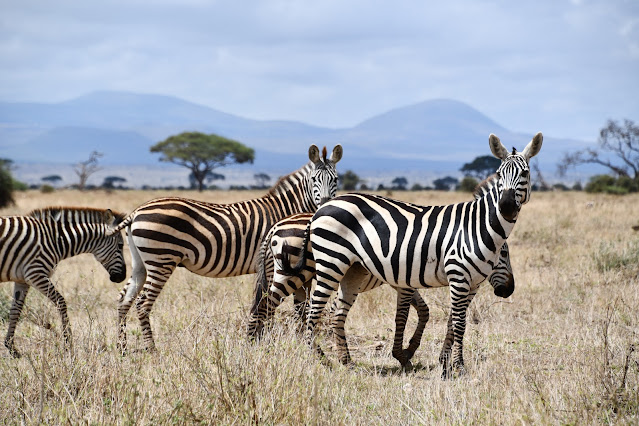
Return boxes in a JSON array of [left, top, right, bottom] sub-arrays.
[[585, 174, 639, 194], [592, 240, 639, 276], [458, 176, 479, 192], [0, 166, 14, 208], [40, 184, 55, 194]]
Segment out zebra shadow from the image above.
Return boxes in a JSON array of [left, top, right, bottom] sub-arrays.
[[351, 360, 438, 377]]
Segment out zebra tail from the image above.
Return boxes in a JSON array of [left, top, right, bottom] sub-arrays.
[[250, 237, 270, 315], [280, 222, 311, 276], [106, 210, 135, 236]]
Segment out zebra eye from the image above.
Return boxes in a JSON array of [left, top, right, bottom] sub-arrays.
[[521, 170, 529, 178]]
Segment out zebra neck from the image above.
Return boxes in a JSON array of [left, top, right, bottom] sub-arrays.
[[51, 221, 102, 260], [482, 184, 517, 248], [263, 165, 316, 217]]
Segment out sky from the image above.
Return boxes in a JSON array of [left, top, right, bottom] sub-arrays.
[[1, 0, 638, 142]]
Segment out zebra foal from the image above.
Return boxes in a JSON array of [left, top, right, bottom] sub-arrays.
[[285, 133, 542, 377], [109, 144, 342, 352], [1, 207, 126, 357]]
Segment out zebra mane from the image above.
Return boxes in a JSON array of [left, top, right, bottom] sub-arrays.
[[266, 162, 314, 198], [28, 206, 125, 225], [473, 174, 499, 200]]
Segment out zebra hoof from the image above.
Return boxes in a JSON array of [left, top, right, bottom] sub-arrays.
[[8, 348, 22, 359], [401, 360, 413, 373]]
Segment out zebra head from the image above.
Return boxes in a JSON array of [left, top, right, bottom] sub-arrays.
[[490, 132, 543, 221], [94, 210, 127, 283], [488, 242, 514, 298], [308, 144, 343, 207]]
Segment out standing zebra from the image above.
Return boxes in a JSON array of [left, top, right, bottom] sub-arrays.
[[0, 207, 126, 358], [249, 206, 513, 368], [284, 133, 541, 377], [109, 144, 342, 352]]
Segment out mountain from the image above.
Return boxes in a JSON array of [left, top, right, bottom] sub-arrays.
[[0, 91, 593, 178]]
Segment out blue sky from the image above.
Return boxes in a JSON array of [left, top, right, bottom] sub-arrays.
[[1, 0, 637, 141]]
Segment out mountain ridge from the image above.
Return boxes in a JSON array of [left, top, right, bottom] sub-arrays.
[[0, 90, 592, 174]]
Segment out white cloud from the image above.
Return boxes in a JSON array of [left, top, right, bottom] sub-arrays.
[[0, 0, 637, 140]]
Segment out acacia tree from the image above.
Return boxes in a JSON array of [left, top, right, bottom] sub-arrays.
[[391, 176, 408, 190], [42, 175, 63, 186], [460, 155, 501, 180], [254, 172, 271, 189], [74, 151, 102, 190], [558, 119, 639, 180], [151, 132, 255, 192], [188, 171, 225, 189]]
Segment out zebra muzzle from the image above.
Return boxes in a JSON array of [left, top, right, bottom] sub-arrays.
[[498, 189, 519, 221], [493, 275, 515, 298], [110, 270, 127, 283]]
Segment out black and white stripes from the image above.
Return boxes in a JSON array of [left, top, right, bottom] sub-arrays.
[[0, 207, 126, 357], [283, 133, 542, 376], [110, 144, 342, 352]]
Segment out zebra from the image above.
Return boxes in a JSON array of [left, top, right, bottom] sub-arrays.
[[248, 201, 514, 369], [108, 144, 342, 352], [282, 133, 542, 377], [0, 207, 126, 358]]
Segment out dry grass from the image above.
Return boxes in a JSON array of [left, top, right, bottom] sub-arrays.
[[1, 189, 638, 424]]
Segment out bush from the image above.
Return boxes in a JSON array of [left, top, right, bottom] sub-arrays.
[[0, 166, 14, 208], [584, 174, 638, 194], [458, 176, 479, 192], [40, 184, 55, 194]]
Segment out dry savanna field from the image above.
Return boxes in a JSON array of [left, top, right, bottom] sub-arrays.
[[0, 188, 638, 424]]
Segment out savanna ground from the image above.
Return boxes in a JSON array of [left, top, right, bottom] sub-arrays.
[[0, 188, 638, 424]]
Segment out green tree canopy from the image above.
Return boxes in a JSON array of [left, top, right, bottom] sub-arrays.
[[151, 132, 254, 191], [339, 170, 361, 191], [42, 175, 63, 184], [433, 176, 459, 191], [391, 176, 408, 190], [460, 155, 501, 180]]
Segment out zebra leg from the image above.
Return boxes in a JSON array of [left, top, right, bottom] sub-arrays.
[[404, 290, 429, 363], [306, 269, 345, 361], [439, 282, 476, 378], [391, 287, 415, 370], [28, 275, 73, 352], [4, 282, 30, 358], [248, 271, 310, 338], [330, 286, 358, 365], [117, 231, 147, 354], [134, 262, 177, 352], [292, 282, 311, 329]]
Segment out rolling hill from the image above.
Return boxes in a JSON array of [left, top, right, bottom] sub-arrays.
[[0, 91, 595, 186]]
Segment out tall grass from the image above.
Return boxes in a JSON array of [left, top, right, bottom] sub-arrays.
[[0, 189, 638, 423]]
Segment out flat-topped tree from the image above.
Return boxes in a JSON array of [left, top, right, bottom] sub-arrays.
[[151, 132, 255, 191]]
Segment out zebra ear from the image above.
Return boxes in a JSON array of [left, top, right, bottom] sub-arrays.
[[308, 145, 320, 163], [103, 209, 115, 225], [330, 145, 343, 164], [522, 132, 543, 161], [489, 134, 509, 160]]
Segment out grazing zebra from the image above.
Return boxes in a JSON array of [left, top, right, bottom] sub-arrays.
[[0, 207, 126, 358], [109, 144, 342, 352], [283, 133, 541, 377], [249, 204, 513, 368]]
